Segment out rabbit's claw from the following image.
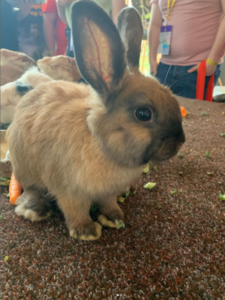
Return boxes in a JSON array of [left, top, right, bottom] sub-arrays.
[[98, 215, 123, 228]]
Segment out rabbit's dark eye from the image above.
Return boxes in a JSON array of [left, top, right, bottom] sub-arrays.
[[135, 107, 152, 122]]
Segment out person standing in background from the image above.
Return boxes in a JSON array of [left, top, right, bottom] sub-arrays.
[[42, 0, 67, 56], [56, 0, 126, 25], [55, 0, 126, 57], [16, 0, 45, 60], [148, 0, 225, 99]]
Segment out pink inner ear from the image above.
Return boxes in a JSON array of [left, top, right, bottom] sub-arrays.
[[83, 19, 112, 87]]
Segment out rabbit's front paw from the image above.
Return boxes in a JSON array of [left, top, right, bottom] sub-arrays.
[[69, 221, 102, 241], [98, 207, 124, 228]]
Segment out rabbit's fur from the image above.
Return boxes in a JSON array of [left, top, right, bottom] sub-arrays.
[[0, 49, 36, 86], [0, 66, 24, 86], [7, 1, 185, 241], [37, 55, 81, 82], [1, 67, 52, 124], [18, 66, 53, 87]]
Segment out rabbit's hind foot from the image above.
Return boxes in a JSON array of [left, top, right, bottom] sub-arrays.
[[15, 186, 54, 222]]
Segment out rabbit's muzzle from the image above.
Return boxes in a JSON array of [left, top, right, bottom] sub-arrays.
[[143, 125, 185, 163]]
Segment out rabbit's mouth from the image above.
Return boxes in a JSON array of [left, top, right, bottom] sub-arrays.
[[143, 131, 185, 163]]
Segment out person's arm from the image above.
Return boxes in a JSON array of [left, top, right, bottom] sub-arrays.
[[148, 3, 162, 75], [56, 1, 67, 24], [42, 12, 57, 55], [188, 0, 225, 76], [57, 4, 67, 24], [14, 0, 33, 21], [112, 0, 126, 25], [55, 0, 74, 24]]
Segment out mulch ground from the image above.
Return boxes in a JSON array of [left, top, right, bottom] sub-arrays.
[[0, 97, 225, 300]]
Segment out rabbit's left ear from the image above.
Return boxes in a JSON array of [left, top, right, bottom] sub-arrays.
[[117, 7, 143, 71], [71, 0, 126, 98]]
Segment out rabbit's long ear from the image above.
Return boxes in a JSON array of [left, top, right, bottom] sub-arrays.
[[117, 7, 143, 70], [71, 0, 126, 97]]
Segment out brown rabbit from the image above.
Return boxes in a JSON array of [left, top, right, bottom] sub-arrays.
[[0, 48, 36, 70], [7, 0, 185, 241], [0, 49, 36, 85], [37, 55, 81, 82], [1, 67, 52, 124]]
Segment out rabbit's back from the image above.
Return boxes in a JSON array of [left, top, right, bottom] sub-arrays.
[[7, 81, 92, 192]]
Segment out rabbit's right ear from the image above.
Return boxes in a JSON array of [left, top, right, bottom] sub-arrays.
[[71, 0, 126, 98], [117, 7, 143, 71]]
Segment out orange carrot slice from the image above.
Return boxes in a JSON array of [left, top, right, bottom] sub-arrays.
[[180, 106, 187, 117], [9, 173, 22, 205]]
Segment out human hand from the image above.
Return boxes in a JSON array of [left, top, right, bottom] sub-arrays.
[[14, 0, 33, 20], [150, 59, 158, 76], [17, 0, 33, 9], [56, 0, 74, 7], [188, 62, 217, 76]]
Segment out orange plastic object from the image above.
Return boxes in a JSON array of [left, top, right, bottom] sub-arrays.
[[196, 60, 214, 101], [180, 106, 187, 117], [9, 173, 22, 205]]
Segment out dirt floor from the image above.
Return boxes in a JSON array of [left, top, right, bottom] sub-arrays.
[[0, 97, 225, 300]]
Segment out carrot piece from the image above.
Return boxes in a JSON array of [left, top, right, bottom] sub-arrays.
[[9, 173, 22, 205], [180, 106, 187, 117]]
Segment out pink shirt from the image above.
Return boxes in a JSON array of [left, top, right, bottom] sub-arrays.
[[150, 0, 224, 66]]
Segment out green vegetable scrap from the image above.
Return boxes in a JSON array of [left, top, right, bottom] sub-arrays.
[[0, 177, 10, 186], [153, 166, 158, 173], [144, 182, 156, 189], [201, 111, 207, 116], [117, 197, 126, 203], [219, 191, 225, 201], [4, 256, 8, 262], [125, 191, 130, 198], [177, 152, 184, 158], [143, 164, 150, 174], [170, 190, 177, 195], [0, 215, 3, 220], [116, 220, 125, 229], [133, 190, 137, 195], [205, 152, 211, 158], [220, 133, 225, 137], [206, 171, 214, 176]]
